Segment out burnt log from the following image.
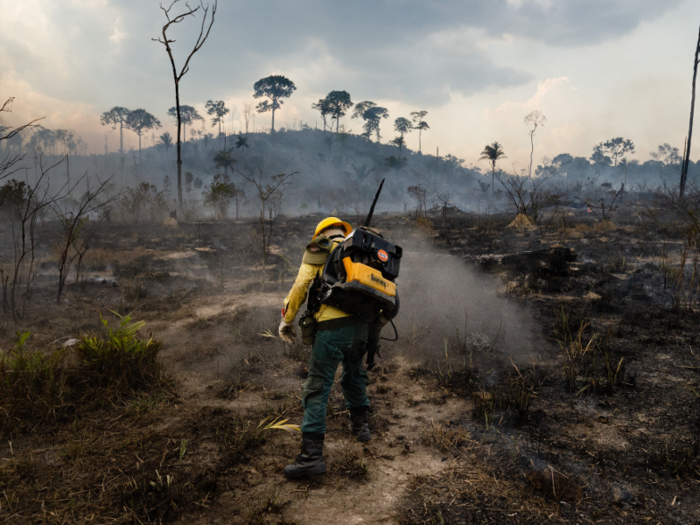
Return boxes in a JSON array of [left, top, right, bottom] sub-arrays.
[[473, 245, 576, 276]]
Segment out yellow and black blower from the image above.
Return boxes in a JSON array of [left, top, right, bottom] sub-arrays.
[[317, 179, 402, 321]]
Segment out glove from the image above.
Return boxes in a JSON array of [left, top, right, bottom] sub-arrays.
[[278, 319, 297, 344]]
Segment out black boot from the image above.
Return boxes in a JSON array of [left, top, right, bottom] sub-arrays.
[[349, 407, 371, 442], [284, 433, 327, 478]]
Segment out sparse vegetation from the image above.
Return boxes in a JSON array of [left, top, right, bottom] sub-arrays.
[[0, 312, 166, 436], [0, 332, 68, 432], [1, 207, 700, 524], [75, 312, 166, 397]]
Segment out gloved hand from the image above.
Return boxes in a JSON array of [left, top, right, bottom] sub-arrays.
[[278, 319, 297, 344]]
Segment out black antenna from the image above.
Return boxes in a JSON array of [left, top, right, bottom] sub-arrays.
[[363, 178, 385, 228]]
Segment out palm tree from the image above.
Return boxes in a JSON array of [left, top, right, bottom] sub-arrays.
[[213, 148, 236, 177], [393, 117, 412, 161], [479, 142, 507, 194], [410, 111, 429, 154], [205, 100, 230, 146], [235, 134, 249, 152], [158, 132, 174, 152], [390, 136, 406, 163]]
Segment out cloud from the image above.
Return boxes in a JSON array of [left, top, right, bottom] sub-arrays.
[[0, 0, 692, 158], [0, 0, 683, 111], [495, 0, 683, 46], [109, 17, 128, 44]]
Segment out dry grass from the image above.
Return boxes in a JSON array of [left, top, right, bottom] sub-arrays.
[[0, 419, 215, 524], [333, 440, 369, 480], [553, 307, 632, 395], [0, 401, 285, 524], [0, 333, 69, 433], [424, 421, 472, 452], [595, 219, 617, 232], [398, 457, 558, 524]]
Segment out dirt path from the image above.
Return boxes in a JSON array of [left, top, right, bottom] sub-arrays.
[[149, 290, 474, 524]]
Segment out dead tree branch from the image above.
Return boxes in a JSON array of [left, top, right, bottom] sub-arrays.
[[153, 0, 217, 211], [0, 97, 45, 182]]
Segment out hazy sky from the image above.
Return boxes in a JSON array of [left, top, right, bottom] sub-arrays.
[[2, 0, 700, 169]]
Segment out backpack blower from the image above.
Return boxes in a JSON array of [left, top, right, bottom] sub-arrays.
[[317, 179, 402, 322]]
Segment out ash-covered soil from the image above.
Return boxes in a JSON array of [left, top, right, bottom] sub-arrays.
[[1, 210, 699, 524]]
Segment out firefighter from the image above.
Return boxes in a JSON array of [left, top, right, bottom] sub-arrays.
[[279, 217, 372, 478]]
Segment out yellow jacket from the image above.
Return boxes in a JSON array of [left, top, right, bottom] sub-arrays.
[[282, 242, 351, 324]]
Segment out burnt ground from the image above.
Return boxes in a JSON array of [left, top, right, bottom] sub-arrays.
[[1, 209, 699, 524]]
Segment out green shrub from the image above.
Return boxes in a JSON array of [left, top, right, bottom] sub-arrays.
[[0, 332, 68, 432], [75, 312, 165, 398]]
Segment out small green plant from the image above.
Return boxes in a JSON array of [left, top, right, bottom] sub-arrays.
[[74, 311, 165, 397], [610, 254, 628, 273]]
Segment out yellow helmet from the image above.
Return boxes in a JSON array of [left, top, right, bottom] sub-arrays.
[[313, 217, 352, 239]]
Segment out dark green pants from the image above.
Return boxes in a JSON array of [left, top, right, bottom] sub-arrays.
[[300, 324, 369, 434]]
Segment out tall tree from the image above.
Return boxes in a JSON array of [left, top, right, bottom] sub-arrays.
[[524, 110, 546, 177], [125, 109, 161, 162], [242, 102, 254, 134], [393, 117, 412, 161], [34, 127, 57, 155], [410, 110, 429, 154], [650, 143, 681, 165], [651, 143, 681, 179], [205, 99, 229, 143], [479, 142, 507, 195], [168, 105, 203, 144], [352, 101, 389, 142], [681, 24, 700, 200], [55, 129, 75, 186], [311, 98, 332, 136], [100, 106, 131, 173], [253, 75, 296, 133], [153, 0, 217, 210], [55, 129, 74, 155], [326, 90, 353, 133], [592, 137, 635, 167]]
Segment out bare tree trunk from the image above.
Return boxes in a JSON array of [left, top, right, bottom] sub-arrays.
[[681, 24, 700, 200], [120, 121, 124, 175], [176, 86, 183, 209], [529, 129, 535, 177], [271, 107, 276, 133], [154, 0, 217, 213]]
